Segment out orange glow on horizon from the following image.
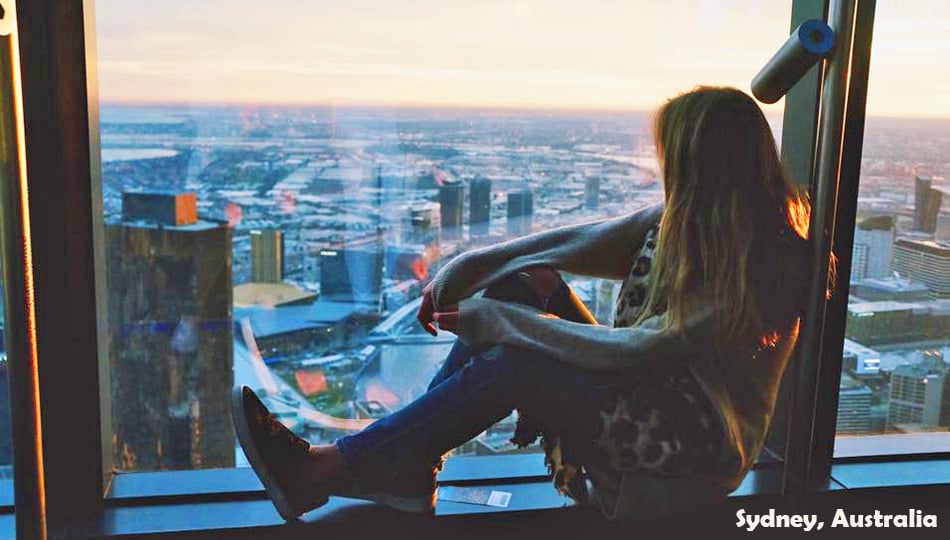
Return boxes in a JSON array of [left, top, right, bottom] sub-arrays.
[[93, 1, 950, 118]]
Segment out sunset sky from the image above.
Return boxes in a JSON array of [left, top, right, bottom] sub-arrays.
[[94, 0, 950, 117]]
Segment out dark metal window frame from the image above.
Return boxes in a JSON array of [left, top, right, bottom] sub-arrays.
[[5, 0, 949, 537]]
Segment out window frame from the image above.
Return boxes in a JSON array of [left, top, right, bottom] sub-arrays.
[[812, 0, 876, 472], [762, 0, 827, 464], [12, 1, 110, 538], [8, 0, 950, 537], [821, 0, 950, 464]]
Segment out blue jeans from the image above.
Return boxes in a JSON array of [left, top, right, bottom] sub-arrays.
[[334, 272, 611, 484]]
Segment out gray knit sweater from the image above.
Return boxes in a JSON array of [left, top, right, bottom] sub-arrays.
[[429, 202, 802, 521]]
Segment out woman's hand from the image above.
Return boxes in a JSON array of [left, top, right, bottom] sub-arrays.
[[417, 283, 460, 335], [417, 283, 438, 336], [433, 305, 460, 334]]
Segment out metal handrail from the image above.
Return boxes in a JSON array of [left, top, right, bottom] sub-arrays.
[[752, 19, 835, 104], [785, 0, 855, 496]]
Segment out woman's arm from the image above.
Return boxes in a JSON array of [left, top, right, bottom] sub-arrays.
[[450, 295, 716, 371], [429, 202, 663, 310]]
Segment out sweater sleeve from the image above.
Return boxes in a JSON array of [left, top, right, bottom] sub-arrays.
[[455, 296, 717, 371], [429, 202, 664, 310]]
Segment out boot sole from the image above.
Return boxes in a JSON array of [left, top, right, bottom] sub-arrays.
[[231, 386, 328, 520], [334, 484, 436, 514]]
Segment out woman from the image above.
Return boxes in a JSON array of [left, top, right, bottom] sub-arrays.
[[231, 86, 822, 522]]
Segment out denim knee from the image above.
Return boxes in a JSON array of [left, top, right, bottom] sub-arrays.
[[479, 344, 550, 372]]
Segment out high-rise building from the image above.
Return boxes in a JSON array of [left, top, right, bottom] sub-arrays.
[[846, 299, 950, 344], [398, 202, 440, 248], [914, 175, 943, 233], [842, 339, 882, 379], [849, 276, 930, 302], [585, 175, 601, 210], [892, 238, 950, 298], [250, 228, 284, 283], [937, 213, 950, 243], [846, 301, 918, 344], [122, 190, 198, 226], [836, 374, 872, 433], [887, 351, 950, 429], [851, 215, 894, 280], [470, 178, 492, 238], [852, 244, 870, 282], [507, 189, 534, 237], [107, 191, 234, 471], [319, 248, 383, 304], [439, 181, 465, 240]]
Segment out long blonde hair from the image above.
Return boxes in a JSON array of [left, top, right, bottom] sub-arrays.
[[636, 86, 822, 353]]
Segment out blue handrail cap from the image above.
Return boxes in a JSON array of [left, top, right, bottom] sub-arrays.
[[797, 19, 835, 56]]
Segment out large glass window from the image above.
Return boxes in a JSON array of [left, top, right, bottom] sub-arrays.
[[93, 0, 790, 474], [834, 2, 950, 457]]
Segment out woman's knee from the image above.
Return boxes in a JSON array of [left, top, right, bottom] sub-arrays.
[[476, 344, 553, 379], [479, 344, 532, 364], [460, 344, 533, 380]]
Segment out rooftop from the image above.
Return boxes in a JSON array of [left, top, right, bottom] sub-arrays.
[[107, 218, 226, 232], [851, 276, 929, 293], [842, 338, 881, 356], [233, 282, 317, 308], [895, 237, 950, 255], [848, 301, 923, 314], [235, 301, 371, 338], [856, 214, 895, 231]]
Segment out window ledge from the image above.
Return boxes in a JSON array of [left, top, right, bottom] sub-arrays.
[[94, 466, 781, 538], [22, 463, 945, 538], [100, 479, 575, 538], [106, 454, 550, 504], [831, 458, 950, 490]]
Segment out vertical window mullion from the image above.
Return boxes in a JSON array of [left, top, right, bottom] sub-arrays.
[[764, 0, 827, 464], [16, 0, 110, 536], [810, 0, 877, 482], [1, 0, 47, 537]]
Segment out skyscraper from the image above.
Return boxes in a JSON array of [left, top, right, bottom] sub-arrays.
[[937, 214, 950, 243], [836, 374, 872, 433], [507, 189, 534, 237], [439, 181, 465, 240], [851, 215, 894, 280], [470, 177, 492, 238], [399, 202, 440, 247], [585, 175, 601, 210], [107, 191, 234, 471], [887, 351, 950, 429], [892, 238, 950, 298], [914, 175, 943, 233], [250, 228, 284, 283], [319, 248, 383, 305]]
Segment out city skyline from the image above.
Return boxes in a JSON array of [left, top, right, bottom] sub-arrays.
[[65, 1, 950, 472], [94, 0, 950, 118]]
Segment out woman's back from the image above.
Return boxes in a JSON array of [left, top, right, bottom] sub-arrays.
[[572, 219, 806, 520]]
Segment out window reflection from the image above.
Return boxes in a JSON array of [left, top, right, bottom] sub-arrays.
[[94, 0, 790, 472]]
